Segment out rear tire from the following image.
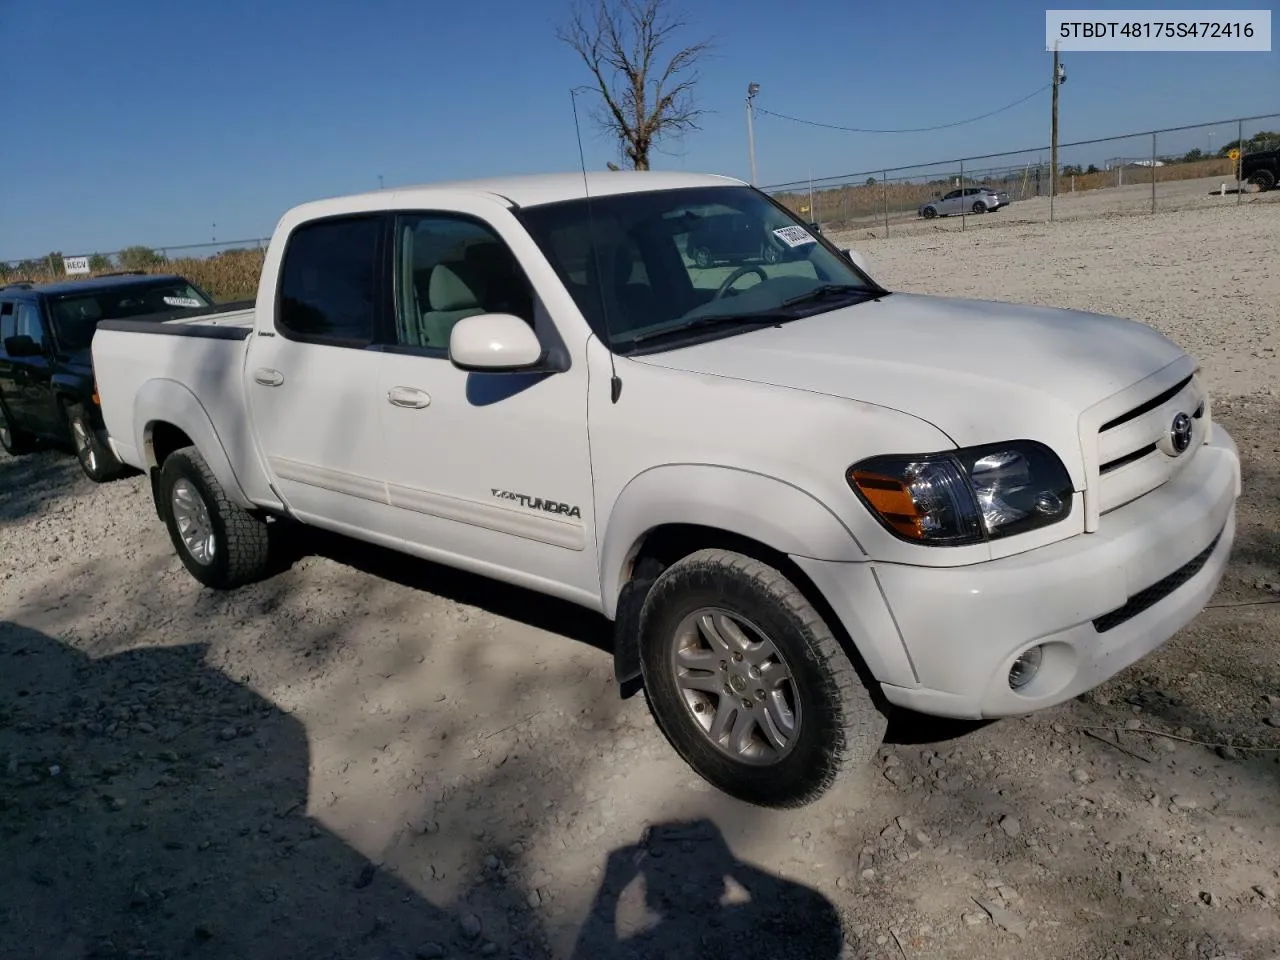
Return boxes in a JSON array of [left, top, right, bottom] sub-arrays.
[[1247, 170, 1275, 192], [972, 201, 987, 214], [0, 402, 35, 456], [158, 445, 270, 589], [65, 402, 125, 482], [637, 548, 887, 808]]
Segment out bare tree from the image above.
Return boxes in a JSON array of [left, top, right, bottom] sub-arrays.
[[557, 0, 712, 171]]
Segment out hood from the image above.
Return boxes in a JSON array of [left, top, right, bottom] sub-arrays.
[[631, 292, 1188, 452]]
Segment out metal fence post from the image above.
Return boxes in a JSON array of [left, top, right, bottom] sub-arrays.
[[882, 172, 889, 238], [1151, 132, 1157, 214], [960, 158, 965, 232], [1236, 118, 1243, 205]]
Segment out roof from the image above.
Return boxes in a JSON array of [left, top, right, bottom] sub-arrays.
[[290, 170, 747, 219], [0, 273, 192, 297]]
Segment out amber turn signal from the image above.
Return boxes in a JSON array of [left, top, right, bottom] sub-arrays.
[[848, 469, 925, 540]]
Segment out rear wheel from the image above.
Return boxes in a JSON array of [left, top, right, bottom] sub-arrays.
[[1247, 170, 1275, 192], [972, 201, 987, 214], [65, 402, 125, 482], [158, 445, 271, 589], [0, 403, 35, 456], [637, 548, 887, 808]]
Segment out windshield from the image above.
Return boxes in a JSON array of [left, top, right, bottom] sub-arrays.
[[516, 185, 883, 353], [48, 280, 213, 351]]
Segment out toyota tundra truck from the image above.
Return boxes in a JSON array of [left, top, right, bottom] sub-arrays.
[[89, 171, 1241, 809]]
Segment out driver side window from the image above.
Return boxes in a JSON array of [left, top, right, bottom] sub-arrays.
[[393, 214, 535, 352]]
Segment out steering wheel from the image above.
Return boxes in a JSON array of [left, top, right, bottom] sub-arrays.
[[713, 264, 768, 300]]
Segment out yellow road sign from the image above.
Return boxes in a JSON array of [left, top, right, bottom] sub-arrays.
[[1228, 148, 1240, 160]]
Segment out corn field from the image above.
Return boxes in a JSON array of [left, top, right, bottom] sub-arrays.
[[2, 249, 267, 303]]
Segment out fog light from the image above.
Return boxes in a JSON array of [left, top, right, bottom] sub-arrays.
[[1008, 645, 1043, 690]]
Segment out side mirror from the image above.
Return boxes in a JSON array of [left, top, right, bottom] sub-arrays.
[[449, 313, 545, 373], [3, 335, 41, 358], [843, 248, 872, 275], [807, 221, 823, 235]]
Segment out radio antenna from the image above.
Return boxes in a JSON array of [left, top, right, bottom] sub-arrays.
[[570, 86, 622, 403]]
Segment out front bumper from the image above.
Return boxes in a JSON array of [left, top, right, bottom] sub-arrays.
[[798, 426, 1241, 720]]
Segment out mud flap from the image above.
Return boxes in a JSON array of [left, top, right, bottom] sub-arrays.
[[611, 576, 655, 698]]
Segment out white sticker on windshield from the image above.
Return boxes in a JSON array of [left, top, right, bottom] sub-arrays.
[[772, 225, 817, 248], [163, 296, 203, 308]]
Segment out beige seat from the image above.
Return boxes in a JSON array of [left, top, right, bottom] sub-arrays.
[[421, 262, 487, 348]]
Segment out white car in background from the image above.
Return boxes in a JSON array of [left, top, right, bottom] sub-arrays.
[[919, 186, 1004, 218]]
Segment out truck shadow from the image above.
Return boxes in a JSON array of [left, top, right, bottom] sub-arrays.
[[0, 621, 546, 960], [278, 524, 615, 655]]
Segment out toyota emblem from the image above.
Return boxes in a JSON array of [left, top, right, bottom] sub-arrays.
[[1170, 412, 1193, 454]]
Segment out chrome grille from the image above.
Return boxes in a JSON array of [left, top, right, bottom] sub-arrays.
[[1094, 374, 1208, 515]]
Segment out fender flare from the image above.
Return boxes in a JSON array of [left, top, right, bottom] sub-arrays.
[[132, 378, 254, 508], [599, 463, 867, 619]]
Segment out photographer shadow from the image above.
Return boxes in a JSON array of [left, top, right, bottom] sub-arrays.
[[570, 819, 844, 960]]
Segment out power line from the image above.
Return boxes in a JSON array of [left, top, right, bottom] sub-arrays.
[[755, 83, 1052, 135]]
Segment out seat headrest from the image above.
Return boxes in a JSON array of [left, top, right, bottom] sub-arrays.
[[428, 263, 482, 311]]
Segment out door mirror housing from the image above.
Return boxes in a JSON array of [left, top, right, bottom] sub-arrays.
[[842, 248, 872, 276], [449, 313, 546, 373], [3, 334, 42, 358]]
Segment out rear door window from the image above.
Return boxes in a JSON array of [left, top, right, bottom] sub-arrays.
[[277, 215, 383, 346]]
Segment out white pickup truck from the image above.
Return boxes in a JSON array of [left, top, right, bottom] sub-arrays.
[[91, 171, 1241, 808]]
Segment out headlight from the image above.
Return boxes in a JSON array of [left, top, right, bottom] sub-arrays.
[[847, 440, 1073, 545]]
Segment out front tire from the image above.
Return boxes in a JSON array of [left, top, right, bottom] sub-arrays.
[[921, 206, 937, 219], [0, 402, 35, 456], [158, 445, 270, 589], [1247, 170, 1275, 192], [637, 549, 887, 808], [65, 402, 125, 482]]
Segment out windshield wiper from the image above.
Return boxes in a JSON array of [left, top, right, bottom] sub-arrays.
[[626, 311, 795, 346], [780, 283, 872, 308]]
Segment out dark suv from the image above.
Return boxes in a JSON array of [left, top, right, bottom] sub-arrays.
[[1241, 147, 1278, 192], [0, 272, 215, 481]]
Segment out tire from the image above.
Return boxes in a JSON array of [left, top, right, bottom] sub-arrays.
[[1247, 170, 1275, 192], [972, 201, 987, 214], [921, 206, 937, 219], [693, 246, 712, 268], [0, 402, 35, 456], [637, 548, 887, 808], [158, 445, 270, 589], [64, 402, 125, 482]]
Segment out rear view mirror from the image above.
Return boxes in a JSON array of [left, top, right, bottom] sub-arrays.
[[3, 335, 41, 358], [449, 313, 545, 372]]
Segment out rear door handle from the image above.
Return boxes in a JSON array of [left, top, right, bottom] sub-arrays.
[[253, 368, 284, 387], [387, 386, 430, 409]]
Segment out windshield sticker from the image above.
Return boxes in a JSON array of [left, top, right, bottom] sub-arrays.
[[162, 296, 204, 308], [772, 226, 817, 248]]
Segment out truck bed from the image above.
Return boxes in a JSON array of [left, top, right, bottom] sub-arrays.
[[91, 301, 274, 505]]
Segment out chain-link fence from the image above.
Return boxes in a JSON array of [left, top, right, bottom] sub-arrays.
[[1, 238, 270, 302], [763, 113, 1280, 239]]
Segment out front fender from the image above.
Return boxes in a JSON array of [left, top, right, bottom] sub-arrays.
[[599, 463, 867, 619], [133, 378, 253, 509]]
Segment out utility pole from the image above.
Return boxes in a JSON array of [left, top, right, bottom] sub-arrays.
[[746, 82, 760, 186], [1051, 43, 1065, 209]]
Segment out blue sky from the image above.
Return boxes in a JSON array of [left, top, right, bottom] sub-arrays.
[[1, 0, 1275, 259]]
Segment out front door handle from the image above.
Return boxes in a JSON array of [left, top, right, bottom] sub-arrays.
[[253, 368, 284, 387], [387, 386, 431, 409]]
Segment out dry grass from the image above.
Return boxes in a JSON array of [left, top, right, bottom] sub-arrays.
[[772, 156, 1239, 226], [5, 249, 267, 303]]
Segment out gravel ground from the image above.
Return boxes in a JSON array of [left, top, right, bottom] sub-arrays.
[[3, 198, 1279, 960]]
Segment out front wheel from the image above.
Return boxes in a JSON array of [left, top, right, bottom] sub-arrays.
[[0, 402, 35, 456], [1247, 170, 1276, 192], [921, 206, 937, 219], [638, 549, 887, 808], [158, 445, 271, 589], [65, 402, 125, 482]]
